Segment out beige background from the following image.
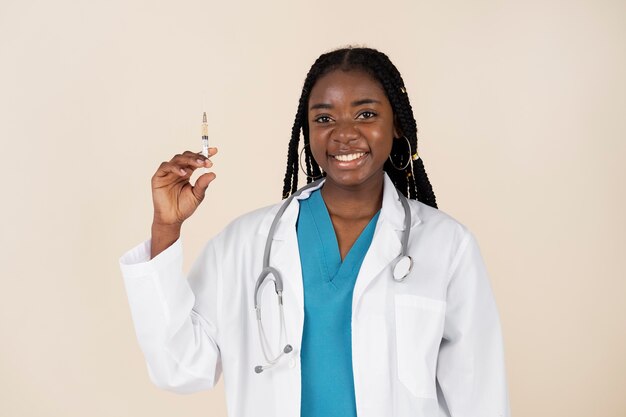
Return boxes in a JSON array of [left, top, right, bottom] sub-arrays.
[[1, 0, 625, 415]]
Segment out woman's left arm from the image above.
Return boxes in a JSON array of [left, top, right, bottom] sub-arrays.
[[436, 230, 511, 417]]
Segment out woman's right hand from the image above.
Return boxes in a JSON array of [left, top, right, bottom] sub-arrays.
[[150, 149, 218, 258]]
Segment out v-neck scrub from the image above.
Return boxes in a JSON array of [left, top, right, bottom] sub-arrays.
[[297, 188, 380, 417]]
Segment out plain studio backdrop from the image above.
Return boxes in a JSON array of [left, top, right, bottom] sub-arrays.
[[1, 0, 625, 415]]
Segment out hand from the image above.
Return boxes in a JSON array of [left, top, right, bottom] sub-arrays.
[[151, 148, 218, 228]]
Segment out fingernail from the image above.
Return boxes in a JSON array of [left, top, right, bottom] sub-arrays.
[[196, 159, 204, 165], [180, 168, 186, 175]]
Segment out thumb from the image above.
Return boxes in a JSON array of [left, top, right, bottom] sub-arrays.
[[192, 171, 217, 202]]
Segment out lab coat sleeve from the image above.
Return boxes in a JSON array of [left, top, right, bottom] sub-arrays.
[[119, 237, 222, 394], [436, 230, 511, 417]]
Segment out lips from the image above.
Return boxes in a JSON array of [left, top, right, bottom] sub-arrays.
[[332, 152, 366, 162], [329, 151, 369, 168]]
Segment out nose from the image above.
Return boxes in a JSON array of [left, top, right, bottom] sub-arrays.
[[332, 120, 360, 144]]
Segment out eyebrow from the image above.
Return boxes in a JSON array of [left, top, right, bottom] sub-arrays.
[[309, 98, 381, 111]]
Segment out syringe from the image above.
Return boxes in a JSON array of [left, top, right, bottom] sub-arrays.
[[201, 111, 209, 158]]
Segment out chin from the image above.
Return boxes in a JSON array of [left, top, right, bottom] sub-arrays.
[[324, 169, 383, 189]]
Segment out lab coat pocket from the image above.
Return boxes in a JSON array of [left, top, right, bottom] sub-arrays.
[[394, 294, 446, 399]]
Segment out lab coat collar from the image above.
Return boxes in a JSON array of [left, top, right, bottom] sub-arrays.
[[258, 172, 421, 240], [379, 172, 422, 231]]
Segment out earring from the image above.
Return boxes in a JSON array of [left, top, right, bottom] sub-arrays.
[[388, 136, 415, 170], [299, 144, 323, 180], [408, 146, 422, 181]]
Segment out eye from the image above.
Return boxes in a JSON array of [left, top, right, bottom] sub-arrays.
[[313, 115, 332, 123], [357, 111, 377, 119]]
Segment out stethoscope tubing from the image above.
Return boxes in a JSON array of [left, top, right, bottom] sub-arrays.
[[254, 177, 413, 373]]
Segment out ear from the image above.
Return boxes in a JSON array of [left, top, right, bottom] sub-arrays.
[[393, 115, 402, 138]]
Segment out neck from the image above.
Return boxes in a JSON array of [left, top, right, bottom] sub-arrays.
[[320, 173, 384, 221]]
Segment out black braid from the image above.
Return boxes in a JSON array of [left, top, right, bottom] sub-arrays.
[[281, 47, 437, 209]]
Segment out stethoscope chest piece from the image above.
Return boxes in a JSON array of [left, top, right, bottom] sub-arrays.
[[392, 255, 413, 282]]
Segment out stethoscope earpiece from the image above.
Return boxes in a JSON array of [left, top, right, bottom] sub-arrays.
[[254, 344, 294, 374]]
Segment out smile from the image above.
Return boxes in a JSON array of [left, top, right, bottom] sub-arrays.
[[332, 152, 366, 162]]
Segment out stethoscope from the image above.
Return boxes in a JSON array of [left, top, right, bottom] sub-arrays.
[[253, 178, 413, 374]]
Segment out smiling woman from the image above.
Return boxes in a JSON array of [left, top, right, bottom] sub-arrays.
[[119, 46, 511, 417], [282, 48, 437, 208], [308, 70, 398, 191]]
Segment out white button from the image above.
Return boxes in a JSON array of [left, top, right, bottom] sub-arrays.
[[288, 358, 296, 368]]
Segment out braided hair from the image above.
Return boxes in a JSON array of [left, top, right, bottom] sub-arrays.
[[282, 47, 437, 209]]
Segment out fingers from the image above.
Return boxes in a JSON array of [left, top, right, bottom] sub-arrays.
[[192, 171, 217, 202], [153, 148, 218, 180], [176, 151, 212, 176]]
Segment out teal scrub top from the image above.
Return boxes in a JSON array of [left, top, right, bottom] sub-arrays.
[[296, 188, 381, 417]]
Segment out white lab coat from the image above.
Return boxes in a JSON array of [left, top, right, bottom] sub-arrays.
[[119, 173, 511, 417]]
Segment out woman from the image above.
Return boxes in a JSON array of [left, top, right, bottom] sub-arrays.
[[120, 47, 510, 417]]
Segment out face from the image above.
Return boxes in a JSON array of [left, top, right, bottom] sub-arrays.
[[307, 69, 399, 191]]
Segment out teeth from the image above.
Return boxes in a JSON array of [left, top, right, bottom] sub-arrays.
[[334, 152, 365, 162]]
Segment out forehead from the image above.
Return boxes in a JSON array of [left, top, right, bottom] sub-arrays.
[[308, 69, 388, 105]]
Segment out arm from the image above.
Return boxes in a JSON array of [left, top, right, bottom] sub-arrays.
[[119, 236, 222, 394], [120, 148, 221, 393], [436, 231, 511, 416]]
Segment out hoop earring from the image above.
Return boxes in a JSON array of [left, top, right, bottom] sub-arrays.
[[388, 136, 413, 170], [299, 144, 323, 180]]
